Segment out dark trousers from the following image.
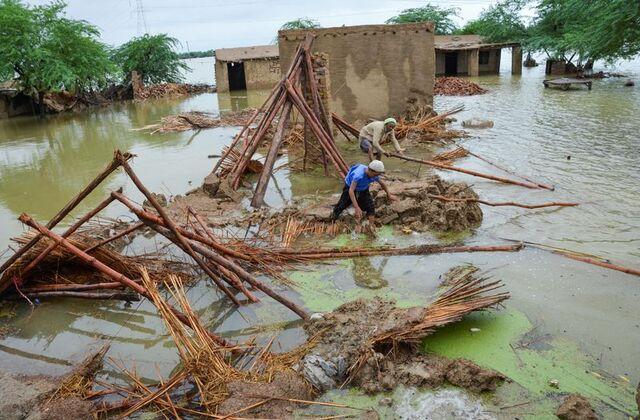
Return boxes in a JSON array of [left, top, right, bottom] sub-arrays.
[[332, 186, 375, 218]]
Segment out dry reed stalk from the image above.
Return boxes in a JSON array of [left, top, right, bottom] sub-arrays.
[[395, 105, 465, 139], [47, 344, 109, 403], [141, 269, 241, 412], [432, 147, 470, 165], [348, 274, 509, 381]]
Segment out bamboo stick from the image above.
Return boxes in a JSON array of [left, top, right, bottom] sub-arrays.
[[251, 101, 293, 208], [112, 191, 251, 261], [115, 152, 240, 305], [147, 221, 309, 320], [18, 213, 232, 348], [275, 243, 523, 259], [0, 152, 132, 292], [466, 150, 554, 190], [187, 207, 259, 303], [17, 290, 140, 301], [83, 221, 145, 253], [426, 194, 579, 209], [21, 280, 141, 293], [285, 81, 347, 176], [13, 188, 122, 285], [389, 153, 542, 189]]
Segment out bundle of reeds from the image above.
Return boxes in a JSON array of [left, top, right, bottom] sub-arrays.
[[395, 105, 465, 140], [432, 146, 470, 165], [348, 274, 509, 381], [141, 270, 240, 412], [371, 275, 508, 345]]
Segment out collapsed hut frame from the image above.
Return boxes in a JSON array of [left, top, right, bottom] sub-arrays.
[[211, 34, 348, 208]]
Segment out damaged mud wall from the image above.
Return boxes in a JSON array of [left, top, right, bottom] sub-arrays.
[[278, 23, 435, 122]]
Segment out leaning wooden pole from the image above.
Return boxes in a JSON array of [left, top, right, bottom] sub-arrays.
[[251, 100, 293, 208], [0, 152, 131, 293], [389, 153, 542, 189], [426, 194, 579, 209], [148, 223, 310, 320], [466, 150, 555, 190], [17, 213, 232, 347], [114, 152, 241, 305], [12, 188, 123, 286]]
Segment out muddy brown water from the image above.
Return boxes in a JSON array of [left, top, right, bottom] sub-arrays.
[[0, 58, 639, 416]]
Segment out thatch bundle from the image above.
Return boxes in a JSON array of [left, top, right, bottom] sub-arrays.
[[395, 105, 467, 142]]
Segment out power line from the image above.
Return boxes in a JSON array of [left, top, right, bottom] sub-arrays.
[[135, 0, 149, 35]]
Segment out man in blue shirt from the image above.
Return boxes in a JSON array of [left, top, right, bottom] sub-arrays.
[[332, 160, 397, 221]]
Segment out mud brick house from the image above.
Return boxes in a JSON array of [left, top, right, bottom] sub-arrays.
[[278, 23, 435, 122], [435, 35, 522, 76], [214, 45, 281, 92]]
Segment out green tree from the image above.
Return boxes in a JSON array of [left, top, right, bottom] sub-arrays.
[[112, 34, 188, 84], [458, 0, 528, 43], [0, 0, 115, 114], [527, 0, 640, 65], [279, 18, 321, 30], [386, 4, 460, 34]]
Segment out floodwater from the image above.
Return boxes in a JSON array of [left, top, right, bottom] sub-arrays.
[[0, 54, 639, 417]]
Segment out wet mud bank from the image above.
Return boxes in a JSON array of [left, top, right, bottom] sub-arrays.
[[168, 174, 483, 235]]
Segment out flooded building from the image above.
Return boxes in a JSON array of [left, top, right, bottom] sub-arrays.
[[278, 23, 435, 121], [214, 45, 281, 92], [435, 35, 522, 76]]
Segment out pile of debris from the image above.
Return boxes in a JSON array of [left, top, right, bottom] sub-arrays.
[[135, 108, 260, 133], [435, 77, 488, 96], [301, 266, 509, 393], [133, 82, 213, 101]]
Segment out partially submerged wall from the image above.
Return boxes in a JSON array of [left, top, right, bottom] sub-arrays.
[[215, 59, 281, 93], [278, 23, 435, 122], [244, 59, 281, 90]]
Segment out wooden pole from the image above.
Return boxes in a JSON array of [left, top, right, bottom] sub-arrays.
[[83, 221, 145, 253], [112, 191, 251, 261], [251, 100, 293, 208], [148, 223, 310, 320], [466, 150, 554, 190], [285, 81, 347, 176], [187, 207, 259, 303], [12, 188, 123, 285], [426, 194, 579, 209], [0, 152, 131, 285], [114, 152, 241, 305], [389, 153, 542, 189], [18, 213, 232, 347], [21, 280, 142, 293], [274, 243, 523, 259], [17, 290, 140, 301]]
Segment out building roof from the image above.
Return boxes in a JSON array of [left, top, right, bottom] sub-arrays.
[[435, 35, 519, 51], [215, 45, 279, 62]]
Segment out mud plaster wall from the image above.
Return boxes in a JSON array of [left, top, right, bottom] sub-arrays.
[[278, 23, 435, 121], [215, 60, 229, 92], [215, 59, 281, 92], [244, 59, 281, 89], [479, 49, 500, 74]]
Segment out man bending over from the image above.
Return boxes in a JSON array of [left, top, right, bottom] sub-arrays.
[[332, 160, 397, 222]]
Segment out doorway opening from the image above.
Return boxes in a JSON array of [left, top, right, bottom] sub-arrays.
[[444, 52, 458, 75], [227, 62, 246, 91]]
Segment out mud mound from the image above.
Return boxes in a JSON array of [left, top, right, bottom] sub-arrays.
[[296, 177, 483, 232], [371, 177, 483, 232], [353, 348, 505, 394], [304, 295, 505, 395], [556, 394, 598, 420], [217, 371, 315, 418], [435, 77, 487, 96]]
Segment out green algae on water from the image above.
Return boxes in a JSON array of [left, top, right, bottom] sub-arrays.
[[423, 309, 637, 418]]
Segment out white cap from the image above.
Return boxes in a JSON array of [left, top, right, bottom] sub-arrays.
[[368, 160, 385, 173]]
